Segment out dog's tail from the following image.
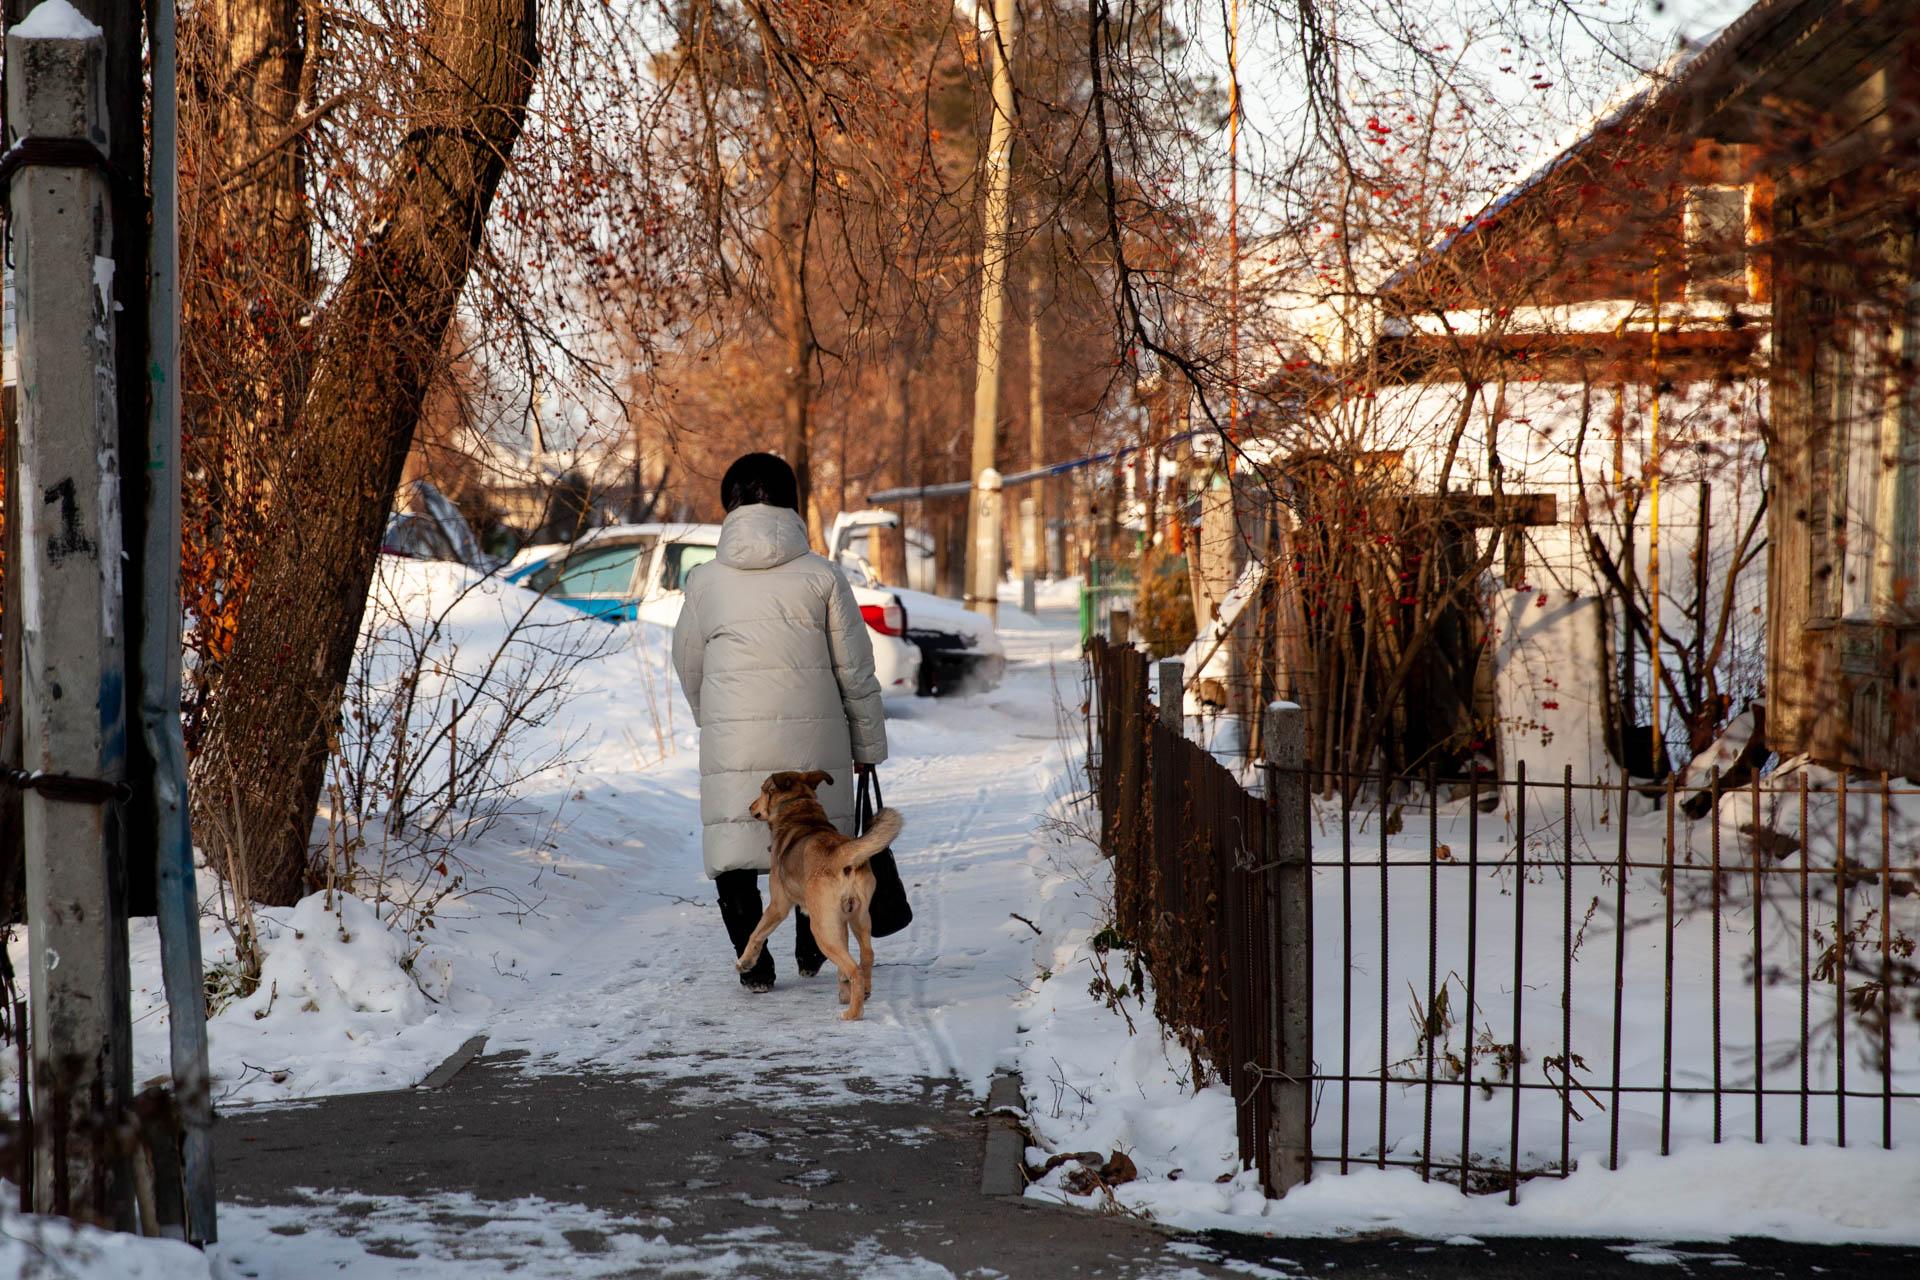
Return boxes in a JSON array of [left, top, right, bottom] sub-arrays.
[[836, 807, 902, 873]]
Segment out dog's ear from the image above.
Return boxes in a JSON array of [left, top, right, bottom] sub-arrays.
[[802, 770, 833, 790]]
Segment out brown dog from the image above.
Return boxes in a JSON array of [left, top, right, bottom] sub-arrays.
[[741, 770, 903, 1020]]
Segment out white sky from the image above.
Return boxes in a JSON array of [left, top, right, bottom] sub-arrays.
[[1213, 0, 1759, 214]]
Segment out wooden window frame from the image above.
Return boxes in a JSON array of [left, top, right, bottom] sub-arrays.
[[1808, 217, 1920, 626], [1684, 185, 1750, 303]]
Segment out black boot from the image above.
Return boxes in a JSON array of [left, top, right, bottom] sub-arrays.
[[716, 870, 775, 991], [795, 910, 826, 978]]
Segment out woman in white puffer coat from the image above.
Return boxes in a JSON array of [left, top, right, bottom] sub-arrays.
[[671, 453, 889, 991]]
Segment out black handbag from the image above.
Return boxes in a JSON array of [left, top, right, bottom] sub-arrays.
[[859, 770, 913, 937]]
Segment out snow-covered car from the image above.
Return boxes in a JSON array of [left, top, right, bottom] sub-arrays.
[[829, 510, 1005, 696], [830, 510, 938, 594], [503, 523, 922, 696], [382, 479, 497, 572], [886, 585, 1006, 697]]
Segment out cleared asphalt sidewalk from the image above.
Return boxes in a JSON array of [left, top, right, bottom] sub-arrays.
[[206, 1050, 1920, 1279]]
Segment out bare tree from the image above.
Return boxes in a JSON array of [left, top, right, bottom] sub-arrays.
[[191, 0, 539, 904]]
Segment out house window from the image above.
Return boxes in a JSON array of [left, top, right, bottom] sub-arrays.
[[1685, 186, 1749, 302], [1836, 303, 1890, 618], [1821, 263, 1920, 621]]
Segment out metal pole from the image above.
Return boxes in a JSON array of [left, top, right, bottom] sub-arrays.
[[6, 8, 135, 1225], [143, 0, 216, 1240], [1025, 229, 1046, 565], [1226, 0, 1241, 451], [963, 0, 1016, 619], [1019, 496, 1038, 615], [1648, 265, 1664, 777]]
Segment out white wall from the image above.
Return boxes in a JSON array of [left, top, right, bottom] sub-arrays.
[[1357, 376, 1769, 784]]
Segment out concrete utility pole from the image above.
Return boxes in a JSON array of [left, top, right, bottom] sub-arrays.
[[971, 469, 1004, 622], [1193, 468, 1249, 714], [963, 0, 1016, 623], [6, 5, 136, 1224], [1018, 496, 1038, 614], [1263, 701, 1310, 1195]]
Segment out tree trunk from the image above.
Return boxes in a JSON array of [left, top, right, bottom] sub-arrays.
[[190, 0, 538, 905], [873, 344, 913, 586], [1025, 242, 1046, 554], [178, 0, 313, 724], [964, 0, 1017, 614], [184, 0, 312, 380]]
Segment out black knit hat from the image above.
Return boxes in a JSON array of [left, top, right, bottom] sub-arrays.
[[720, 452, 801, 513]]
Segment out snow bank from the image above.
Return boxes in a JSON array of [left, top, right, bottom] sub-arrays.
[[112, 559, 676, 1104], [123, 887, 467, 1102], [1166, 1140, 1920, 1244], [212, 893, 432, 1090], [344, 558, 643, 799], [998, 575, 1085, 613], [1017, 944, 1263, 1213], [1014, 823, 1920, 1245], [0, 1204, 208, 1278]]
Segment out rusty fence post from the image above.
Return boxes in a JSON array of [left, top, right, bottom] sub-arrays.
[[1110, 606, 1132, 645], [1264, 700, 1311, 1193], [1157, 659, 1181, 731]]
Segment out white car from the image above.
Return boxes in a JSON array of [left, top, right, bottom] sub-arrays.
[[828, 510, 1006, 695], [504, 523, 921, 696]]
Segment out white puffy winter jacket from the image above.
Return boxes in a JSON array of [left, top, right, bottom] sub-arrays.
[[671, 503, 889, 877]]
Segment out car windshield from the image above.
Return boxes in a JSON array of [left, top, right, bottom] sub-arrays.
[[529, 542, 648, 598], [661, 541, 718, 592]]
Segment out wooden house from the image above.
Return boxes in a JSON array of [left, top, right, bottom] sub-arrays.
[[1665, 0, 1920, 777], [1368, 64, 1775, 787]]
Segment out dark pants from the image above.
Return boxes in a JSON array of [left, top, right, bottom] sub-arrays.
[[715, 868, 826, 984]]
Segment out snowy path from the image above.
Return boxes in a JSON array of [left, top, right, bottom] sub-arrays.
[[113, 586, 1090, 1110], [174, 607, 1263, 1279], [468, 613, 1086, 1102]]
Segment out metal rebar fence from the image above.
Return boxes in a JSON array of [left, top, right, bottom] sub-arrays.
[[1087, 636, 1920, 1201]]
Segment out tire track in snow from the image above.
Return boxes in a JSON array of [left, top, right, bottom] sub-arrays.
[[880, 687, 1055, 1083], [886, 771, 981, 1079], [475, 629, 1077, 1101]]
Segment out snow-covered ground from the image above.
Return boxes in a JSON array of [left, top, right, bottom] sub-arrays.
[[1016, 925, 1920, 1245], [1012, 791, 1920, 1245], [10, 557, 1917, 1273], [15, 561, 1097, 1275], [97, 562, 1088, 1109], [0, 1205, 211, 1279]]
